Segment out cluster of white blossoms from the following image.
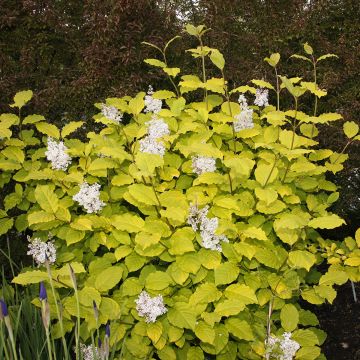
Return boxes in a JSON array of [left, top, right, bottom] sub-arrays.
[[187, 204, 228, 252], [144, 86, 162, 114], [73, 182, 105, 214], [135, 291, 167, 323], [80, 343, 101, 360], [101, 104, 123, 124], [139, 116, 170, 157], [254, 88, 269, 107], [233, 94, 254, 132], [27, 236, 56, 266], [191, 156, 216, 175], [265, 332, 300, 360], [45, 137, 71, 171]]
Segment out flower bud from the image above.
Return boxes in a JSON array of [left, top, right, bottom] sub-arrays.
[[93, 300, 99, 321], [105, 322, 110, 338], [0, 299, 9, 317], [39, 282, 47, 301]]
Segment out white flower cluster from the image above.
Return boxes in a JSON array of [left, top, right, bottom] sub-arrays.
[[266, 332, 300, 360], [73, 182, 105, 214], [191, 156, 216, 175], [135, 291, 167, 323], [45, 137, 71, 171], [101, 104, 123, 124], [144, 86, 162, 114], [187, 204, 228, 252], [254, 88, 269, 107], [27, 236, 56, 266], [234, 94, 254, 132], [80, 343, 101, 360], [139, 117, 169, 157]]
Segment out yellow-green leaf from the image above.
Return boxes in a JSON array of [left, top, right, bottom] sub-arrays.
[[36, 122, 60, 139], [34, 185, 59, 213], [61, 121, 84, 138], [11, 90, 33, 108], [280, 304, 299, 331], [343, 121, 359, 138], [95, 266, 123, 292], [308, 214, 345, 229]]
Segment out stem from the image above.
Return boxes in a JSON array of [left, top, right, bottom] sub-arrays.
[[18, 108, 23, 140], [46, 263, 68, 359], [333, 140, 352, 164], [263, 157, 278, 187], [282, 97, 298, 183], [222, 70, 237, 153], [45, 327, 53, 360], [274, 67, 280, 111], [310, 56, 318, 139], [198, 36, 208, 110], [4, 317, 17, 360], [162, 51, 180, 97], [227, 171, 233, 195], [0, 322, 10, 360]]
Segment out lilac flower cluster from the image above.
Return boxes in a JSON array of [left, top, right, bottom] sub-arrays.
[[187, 204, 228, 252]]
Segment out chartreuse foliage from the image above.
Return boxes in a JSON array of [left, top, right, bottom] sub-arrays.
[[1, 24, 359, 359]]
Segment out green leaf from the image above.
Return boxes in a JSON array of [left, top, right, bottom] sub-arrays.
[[34, 185, 59, 213], [214, 262, 239, 286], [225, 318, 254, 340], [2, 147, 25, 163], [319, 270, 348, 286], [78, 287, 101, 307], [128, 92, 145, 115], [254, 163, 278, 186], [147, 322, 163, 343], [210, 49, 225, 70], [128, 184, 158, 206], [291, 54, 312, 63], [195, 321, 215, 344], [185, 24, 199, 36], [264, 53, 280, 67], [152, 90, 176, 99], [22, 114, 45, 125], [251, 79, 275, 91], [301, 82, 327, 98], [189, 283, 222, 305], [167, 302, 196, 330], [12, 270, 47, 285], [317, 54, 338, 62], [10, 90, 33, 108], [343, 121, 359, 138], [224, 284, 257, 304], [61, 121, 84, 138], [280, 304, 299, 331], [308, 214, 345, 229], [112, 214, 144, 233], [144, 58, 166, 68], [292, 329, 320, 347], [163, 67, 180, 77], [214, 299, 245, 317], [28, 211, 55, 226], [135, 152, 164, 176], [0, 218, 14, 236], [145, 271, 172, 291], [295, 346, 321, 360], [303, 42, 313, 55], [288, 251, 316, 271], [168, 228, 195, 255], [95, 266, 123, 292], [36, 122, 60, 139]]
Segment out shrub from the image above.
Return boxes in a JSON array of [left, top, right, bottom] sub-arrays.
[[1, 24, 359, 359]]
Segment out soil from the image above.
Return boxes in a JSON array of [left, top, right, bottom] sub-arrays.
[[311, 281, 360, 360]]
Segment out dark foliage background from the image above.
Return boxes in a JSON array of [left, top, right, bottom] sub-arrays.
[[0, 1, 359, 358]]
